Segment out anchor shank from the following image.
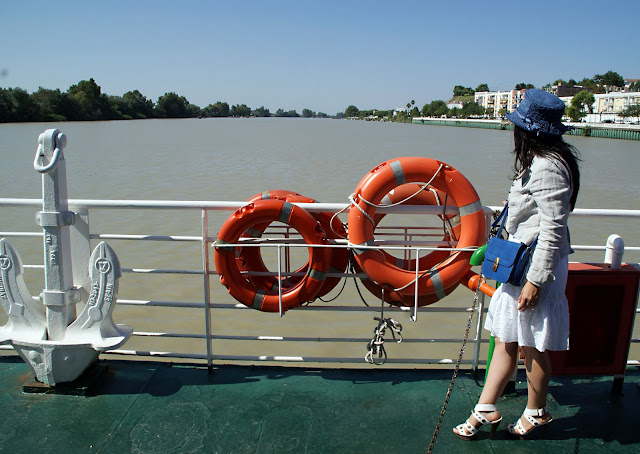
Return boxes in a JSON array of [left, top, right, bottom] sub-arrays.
[[35, 129, 76, 340]]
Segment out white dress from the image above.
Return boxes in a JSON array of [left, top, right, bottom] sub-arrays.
[[484, 254, 570, 351], [484, 156, 572, 352]]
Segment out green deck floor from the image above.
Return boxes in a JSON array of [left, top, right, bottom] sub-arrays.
[[1, 356, 639, 453]]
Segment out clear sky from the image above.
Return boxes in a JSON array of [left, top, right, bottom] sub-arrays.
[[2, 0, 639, 115]]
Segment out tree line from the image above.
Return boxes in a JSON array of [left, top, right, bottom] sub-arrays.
[[3, 70, 636, 124], [0, 78, 329, 123]]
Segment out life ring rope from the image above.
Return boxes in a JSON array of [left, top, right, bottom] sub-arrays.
[[351, 163, 445, 212]]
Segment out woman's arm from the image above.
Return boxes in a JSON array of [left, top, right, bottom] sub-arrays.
[[525, 157, 572, 288]]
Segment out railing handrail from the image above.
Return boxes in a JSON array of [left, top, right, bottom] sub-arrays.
[[2, 197, 640, 218]]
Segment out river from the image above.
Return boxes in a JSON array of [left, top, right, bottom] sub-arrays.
[[1, 118, 639, 364]]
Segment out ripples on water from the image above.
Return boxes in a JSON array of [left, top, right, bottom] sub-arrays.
[[1, 118, 639, 364]]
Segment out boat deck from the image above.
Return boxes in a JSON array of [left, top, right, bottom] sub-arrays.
[[1, 356, 638, 453]]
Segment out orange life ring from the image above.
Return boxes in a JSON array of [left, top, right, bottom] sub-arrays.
[[235, 190, 314, 291], [356, 183, 463, 306], [214, 199, 331, 312], [235, 190, 349, 298], [347, 157, 485, 304]]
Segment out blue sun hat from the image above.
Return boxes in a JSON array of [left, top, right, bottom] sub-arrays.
[[506, 89, 573, 136]]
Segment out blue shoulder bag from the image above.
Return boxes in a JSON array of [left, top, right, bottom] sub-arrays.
[[481, 204, 537, 286]]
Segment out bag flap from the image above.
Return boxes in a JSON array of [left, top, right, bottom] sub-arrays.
[[484, 238, 525, 266]]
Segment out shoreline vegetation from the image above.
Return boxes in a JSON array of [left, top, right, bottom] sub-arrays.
[[1, 71, 638, 124]]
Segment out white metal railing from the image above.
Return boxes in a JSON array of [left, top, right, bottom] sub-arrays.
[[1, 197, 639, 370]]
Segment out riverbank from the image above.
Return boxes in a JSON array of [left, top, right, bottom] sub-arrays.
[[412, 117, 640, 141]]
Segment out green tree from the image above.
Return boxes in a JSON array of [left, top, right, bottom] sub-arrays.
[[515, 83, 535, 90], [187, 103, 202, 118], [155, 92, 192, 118], [252, 106, 270, 117], [594, 71, 624, 88], [461, 101, 484, 118], [67, 78, 115, 120], [475, 83, 489, 92], [302, 108, 314, 118], [571, 90, 595, 114], [121, 90, 154, 119], [203, 101, 229, 117], [106, 95, 127, 119], [428, 100, 449, 117], [230, 104, 251, 117], [578, 77, 602, 93], [453, 85, 474, 96], [0, 88, 12, 122], [344, 105, 359, 117], [5, 88, 41, 122], [618, 104, 640, 122], [31, 87, 69, 121], [566, 90, 595, 121], [565, 106, 582, 122]]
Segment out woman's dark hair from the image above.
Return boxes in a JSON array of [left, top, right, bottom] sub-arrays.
[[512, 126, 581, 210]]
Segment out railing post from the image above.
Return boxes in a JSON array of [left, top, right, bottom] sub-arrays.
[[201, 209, 213, 371], [472, 292, 486, 371]]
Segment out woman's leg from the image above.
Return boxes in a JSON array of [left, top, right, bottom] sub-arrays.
[[454, 337, 518, 435], [478, 338, 519, 407], [518, 346, 553, 429]]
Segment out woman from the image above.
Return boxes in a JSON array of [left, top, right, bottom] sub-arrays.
[[453, 89, 581, 439]]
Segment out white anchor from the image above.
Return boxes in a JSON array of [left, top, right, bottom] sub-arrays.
[[0, 129, 132, 386]]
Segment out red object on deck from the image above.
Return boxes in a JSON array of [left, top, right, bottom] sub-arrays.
[[549, 263, 640, 376]]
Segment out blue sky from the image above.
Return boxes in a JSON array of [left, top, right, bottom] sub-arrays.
[[2, 1, 639, 115]]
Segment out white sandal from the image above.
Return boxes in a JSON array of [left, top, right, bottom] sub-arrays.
[[453, 404, 502, 440], [507, 406, 553, 439]]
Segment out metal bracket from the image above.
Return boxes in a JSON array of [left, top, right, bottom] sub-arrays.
[[40, 288, 81, 307], [36, 211, 76, 227]]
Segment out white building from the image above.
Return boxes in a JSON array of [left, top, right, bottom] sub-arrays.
[[474, 89, 527, 118], [582, 92, 640, 123]]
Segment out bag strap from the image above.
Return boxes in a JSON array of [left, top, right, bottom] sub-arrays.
[[491, 203, 509, 238], [492, 202, 539, 250]]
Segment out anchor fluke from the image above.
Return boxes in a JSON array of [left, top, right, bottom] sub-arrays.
[[0, 238, 47, 343], [65, 241, 132, 348]]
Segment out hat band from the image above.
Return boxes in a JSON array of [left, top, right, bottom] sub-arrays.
[[514, 109, 551, 134]]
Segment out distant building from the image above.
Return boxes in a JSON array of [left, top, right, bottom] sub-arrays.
[[581, 92, 640, 123], [625, 79, 639, 92], [474, 89, 526, 118], [548, 83, 591, 97]]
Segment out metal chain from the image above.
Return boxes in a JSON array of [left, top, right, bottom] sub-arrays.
[[426, 279, 482, 454]]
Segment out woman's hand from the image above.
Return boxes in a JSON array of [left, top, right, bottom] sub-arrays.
[[517, 280, 540, 311]]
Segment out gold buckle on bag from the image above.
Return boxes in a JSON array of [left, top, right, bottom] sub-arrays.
[[492, 257, 500, 272]]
